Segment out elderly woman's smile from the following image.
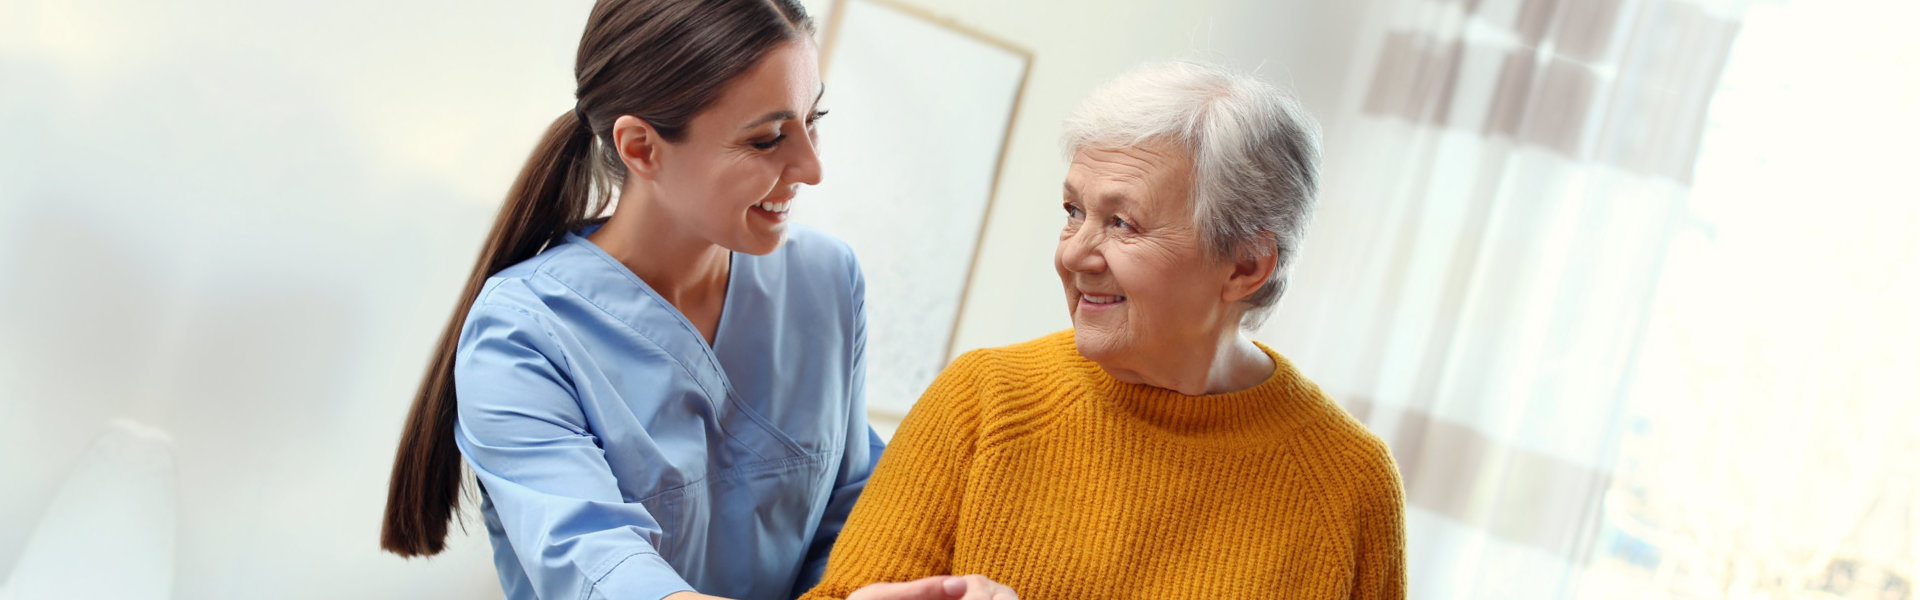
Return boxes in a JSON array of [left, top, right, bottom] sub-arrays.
[[1077, 293, 1124, 307]]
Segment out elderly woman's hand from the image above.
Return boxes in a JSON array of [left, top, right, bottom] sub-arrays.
[[847, 575, 1019, 600]]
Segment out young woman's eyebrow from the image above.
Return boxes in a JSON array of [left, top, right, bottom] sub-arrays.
[[740, 85, 827, 131]]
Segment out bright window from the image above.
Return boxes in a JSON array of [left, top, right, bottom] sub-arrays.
[[1582, 0, 1920, 597]]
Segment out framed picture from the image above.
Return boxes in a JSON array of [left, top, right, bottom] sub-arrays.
[[797, 0, 1030, 436]]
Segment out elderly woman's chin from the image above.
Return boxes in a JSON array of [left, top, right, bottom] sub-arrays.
[[1067, 310, 1128, 365], [1064, 294, 1178, 382]]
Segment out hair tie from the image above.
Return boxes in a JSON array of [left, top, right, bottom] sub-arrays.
[[573, 103, 592, 134]]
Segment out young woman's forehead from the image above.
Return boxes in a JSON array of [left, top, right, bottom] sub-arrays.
[[705, 43, 822, 126]]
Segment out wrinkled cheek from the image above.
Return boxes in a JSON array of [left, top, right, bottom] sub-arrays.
[[1053, 250, 1075, 299]]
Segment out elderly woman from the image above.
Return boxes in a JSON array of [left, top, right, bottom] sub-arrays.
[[801, 61, 1405, 600]]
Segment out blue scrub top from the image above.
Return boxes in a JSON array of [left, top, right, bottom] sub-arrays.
[[452, 223, 882, 600]]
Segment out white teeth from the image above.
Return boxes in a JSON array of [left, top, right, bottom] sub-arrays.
[[1083, 294, 1124, 304], [756, 200, 791, 213]]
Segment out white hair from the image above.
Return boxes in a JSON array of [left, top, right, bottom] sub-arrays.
[[1061, 60, 1322, 329]]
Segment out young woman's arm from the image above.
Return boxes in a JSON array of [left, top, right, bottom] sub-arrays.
[[793, 248, 884, 593], [455, 303, 694, 600], [797, 353, 991, 600]]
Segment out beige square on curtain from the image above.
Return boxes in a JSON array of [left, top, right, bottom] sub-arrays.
[[1255, 0, 1747, 597]]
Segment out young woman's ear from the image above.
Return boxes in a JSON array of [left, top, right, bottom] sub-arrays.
[[611, 115, 666, 179]]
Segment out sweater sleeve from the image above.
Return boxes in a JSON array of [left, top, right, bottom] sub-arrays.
[[796, 351, 988, 600], [1351, 440, 1408, 600]]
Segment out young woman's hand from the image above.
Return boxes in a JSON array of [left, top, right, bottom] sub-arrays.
[[849, 575, 1018, 600]]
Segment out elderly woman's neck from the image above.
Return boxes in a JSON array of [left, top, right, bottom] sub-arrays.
[[1205, 335, 1275, 394], [1109, 333, 1273, 396]]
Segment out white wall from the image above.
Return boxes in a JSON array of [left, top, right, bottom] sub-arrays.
[[0, 0, 1382, 597], [0, 0, 591, 596]]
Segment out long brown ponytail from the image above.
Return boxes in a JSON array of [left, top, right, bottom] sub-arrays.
[[381, 0, 815, 558]]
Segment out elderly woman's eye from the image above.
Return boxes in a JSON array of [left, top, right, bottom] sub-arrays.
[[1063, 203, 1085, 220], [1109, 216, 1133, 230]]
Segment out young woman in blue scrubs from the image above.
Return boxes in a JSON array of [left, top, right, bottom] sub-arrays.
[[378, 2, 994, 599]]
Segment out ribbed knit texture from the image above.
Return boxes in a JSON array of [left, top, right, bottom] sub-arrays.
[[799, 330, 1407, 600]]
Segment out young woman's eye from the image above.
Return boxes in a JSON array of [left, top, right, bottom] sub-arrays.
[[806, 110, 829, 129], [751, 134, 787, 151]]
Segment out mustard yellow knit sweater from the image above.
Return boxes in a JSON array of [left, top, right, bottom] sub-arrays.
[[801, 330, 1406, 600]]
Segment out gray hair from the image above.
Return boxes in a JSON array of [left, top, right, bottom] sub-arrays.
[[1060, 60, 1322, 329]]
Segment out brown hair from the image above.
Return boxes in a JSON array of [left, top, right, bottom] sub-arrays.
[[381, 0, 815, 557]]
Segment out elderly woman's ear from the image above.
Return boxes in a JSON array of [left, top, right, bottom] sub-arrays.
[[1220, 235, 1281, 304]]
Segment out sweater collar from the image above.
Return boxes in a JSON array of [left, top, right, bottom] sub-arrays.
[[1062, 331, 1335, 438]]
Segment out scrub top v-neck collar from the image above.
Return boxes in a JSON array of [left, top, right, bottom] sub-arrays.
[[563, 227, 745, 396]]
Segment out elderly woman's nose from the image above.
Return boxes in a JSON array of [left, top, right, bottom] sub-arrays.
[[1059, 226, 1107, 273]]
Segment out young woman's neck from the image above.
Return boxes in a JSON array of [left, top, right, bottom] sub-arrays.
[[587, 188, 731, 321]]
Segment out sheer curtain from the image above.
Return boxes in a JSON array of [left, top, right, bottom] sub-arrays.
[[1581, 0, 1920, 595], [1257, 0, 1748, 596]]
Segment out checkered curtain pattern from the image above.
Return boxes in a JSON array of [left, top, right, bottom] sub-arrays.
[[1257, 0, 1747, 596]]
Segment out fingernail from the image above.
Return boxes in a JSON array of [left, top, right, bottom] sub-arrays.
[[942, 576, 968, 596]]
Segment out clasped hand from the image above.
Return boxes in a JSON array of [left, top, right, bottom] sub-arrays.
[[849, 574, 1018, 600]]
